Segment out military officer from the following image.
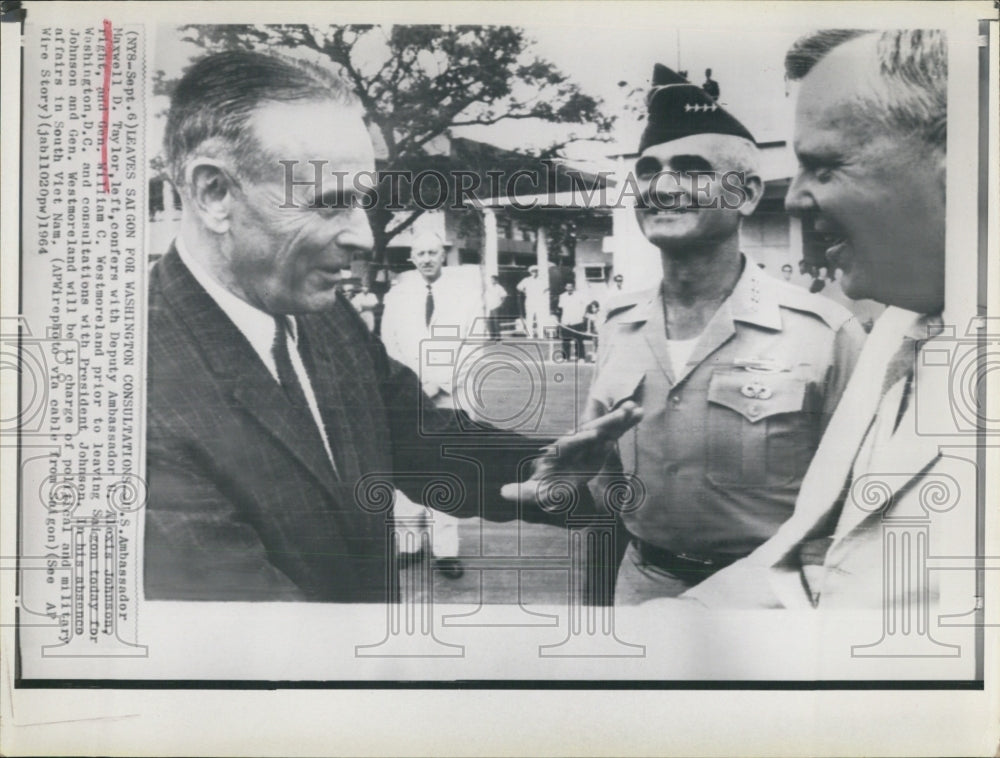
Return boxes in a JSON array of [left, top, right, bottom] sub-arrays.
[[523, 65, 867, 603]]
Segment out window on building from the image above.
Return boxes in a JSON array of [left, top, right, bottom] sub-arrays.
[[741, 210, 790, 247]]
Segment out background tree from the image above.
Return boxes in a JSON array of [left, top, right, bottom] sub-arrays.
[[155, 24, 615, 265]]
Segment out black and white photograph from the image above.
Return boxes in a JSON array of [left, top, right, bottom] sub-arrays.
[[2, 1, 998, 755]]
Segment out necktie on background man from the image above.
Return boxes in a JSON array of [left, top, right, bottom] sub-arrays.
[[425, 283, 434, 326], [272, 315, 339, 478]]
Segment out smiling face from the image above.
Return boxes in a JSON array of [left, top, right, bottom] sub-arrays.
[[633, 133, 761, 252], [225, 99, 376, 314], [785, 40, 945, 312]]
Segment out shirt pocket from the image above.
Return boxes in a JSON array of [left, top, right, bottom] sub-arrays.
[[705, 370, 814, 488]]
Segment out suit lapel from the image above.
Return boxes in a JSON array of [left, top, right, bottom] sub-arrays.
[[232, 375, 342, 497], [300, 309, 367, 484], [157, 247, 341, 498]]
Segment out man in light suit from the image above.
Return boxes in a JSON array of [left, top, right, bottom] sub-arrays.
[[380, 231, 486, 576], [145, 51, 567, 602], [680, 29, 976, 610], [517, 265, 549, 338]]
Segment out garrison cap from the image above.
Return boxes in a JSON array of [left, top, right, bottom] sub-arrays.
[[639, 64, 755, 153]]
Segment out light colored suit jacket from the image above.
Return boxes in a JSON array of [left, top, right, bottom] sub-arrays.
[[684, 306, 978, 611]]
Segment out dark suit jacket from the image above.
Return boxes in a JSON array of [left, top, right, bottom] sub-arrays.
[[145, 247, 544, 602]]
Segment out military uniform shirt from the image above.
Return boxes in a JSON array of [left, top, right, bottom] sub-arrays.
[[587, 256, 866, 562]]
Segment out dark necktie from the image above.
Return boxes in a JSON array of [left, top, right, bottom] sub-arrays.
[[278, 317, 341, 480], [272, 316, 311, 413], [425, 283, 434, 326]]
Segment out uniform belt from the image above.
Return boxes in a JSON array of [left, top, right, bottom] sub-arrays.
[[632, 538, 737, 579]]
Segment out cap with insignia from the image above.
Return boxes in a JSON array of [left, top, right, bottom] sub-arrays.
[[639, 64, 755, 153]]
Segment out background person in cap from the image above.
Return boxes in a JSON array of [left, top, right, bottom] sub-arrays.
[[516, 265, 550, 338], [600, 272, 626, 312], [509, 64, 866, 604]]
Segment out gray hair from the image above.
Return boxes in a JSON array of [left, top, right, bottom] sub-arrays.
[[164, 50, 359, 190], [785, 29, 947, 150]]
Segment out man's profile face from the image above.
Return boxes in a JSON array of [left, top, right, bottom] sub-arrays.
[[411, 243, 445, 282], [226, 99, 375, 314], [785, 39, 945, 312], [633, 134, 752, 250], [565, 283, 575, 294], [614, 275, 623, 287], [781, 264, 793, 280]]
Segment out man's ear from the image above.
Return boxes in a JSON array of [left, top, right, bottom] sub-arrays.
[[736, 172, 764, 217], [184, 159, 237, 234]]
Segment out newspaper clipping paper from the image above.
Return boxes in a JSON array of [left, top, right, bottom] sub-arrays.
[[2, 1, 998, 756]]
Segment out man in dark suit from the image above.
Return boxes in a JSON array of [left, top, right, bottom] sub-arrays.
[[145, 51, 628, 603]]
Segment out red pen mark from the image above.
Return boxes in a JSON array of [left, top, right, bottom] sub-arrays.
[[100, 19, 113, 194]]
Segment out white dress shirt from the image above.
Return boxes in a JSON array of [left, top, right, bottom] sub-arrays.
[[558, 291, 589, 324]]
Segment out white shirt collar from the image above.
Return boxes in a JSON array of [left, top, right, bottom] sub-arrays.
[[175, 235, 280, 381]]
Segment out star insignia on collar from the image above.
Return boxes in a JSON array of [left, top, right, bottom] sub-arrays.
[[683, 102, 719, 113]]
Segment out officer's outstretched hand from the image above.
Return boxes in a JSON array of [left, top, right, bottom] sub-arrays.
[[500, 400, 643, 506]]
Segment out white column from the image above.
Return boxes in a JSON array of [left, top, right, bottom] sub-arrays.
[[535, 226, 551, 332], [482, 207, 498, 279], [535, 225, 549, 291]]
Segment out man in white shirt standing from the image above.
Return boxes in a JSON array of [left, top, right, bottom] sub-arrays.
[[380, 231, 485, 576], [557, 281, 590, 361], [516, 265, 549, 338], [484, 274, 509, 341]]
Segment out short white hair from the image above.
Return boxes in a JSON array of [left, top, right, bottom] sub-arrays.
[[785, 29, 947, 152]]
